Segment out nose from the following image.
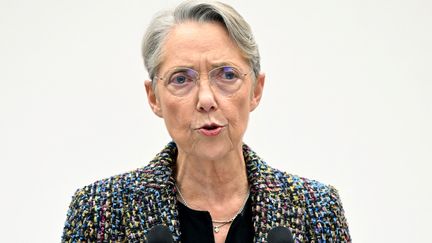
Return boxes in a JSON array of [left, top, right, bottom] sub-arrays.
[[196, 79, 217, 112]]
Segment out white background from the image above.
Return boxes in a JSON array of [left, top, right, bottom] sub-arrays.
[[1, 0, 431, 242]]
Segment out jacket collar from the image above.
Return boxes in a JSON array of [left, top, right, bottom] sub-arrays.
[[129, 142, 295, 242]]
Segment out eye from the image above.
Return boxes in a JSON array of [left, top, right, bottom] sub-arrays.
[[223, 70, 236, 80], [171, 74, 187, 84], [214, 66, 240, 82], [168, 70, 196, 86]]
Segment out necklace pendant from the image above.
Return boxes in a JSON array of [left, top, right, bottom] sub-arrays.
[[214, 226, 220, 233]]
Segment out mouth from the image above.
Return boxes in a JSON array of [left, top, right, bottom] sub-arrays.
[[201, 123, 222, 130], [197, 123, 225, 136]]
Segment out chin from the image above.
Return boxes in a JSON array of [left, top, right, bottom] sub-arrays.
[[187, 137, 237, 161]]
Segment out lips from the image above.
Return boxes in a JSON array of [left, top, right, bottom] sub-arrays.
[[197, 123, 225, 136]]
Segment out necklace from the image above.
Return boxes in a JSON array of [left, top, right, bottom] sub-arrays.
[[175, 184, 250, 233]]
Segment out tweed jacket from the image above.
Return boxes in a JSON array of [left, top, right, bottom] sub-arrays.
[[62, 142, 351, 242]]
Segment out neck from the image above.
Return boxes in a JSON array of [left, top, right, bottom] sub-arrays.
[[175, 145, 249, 209]]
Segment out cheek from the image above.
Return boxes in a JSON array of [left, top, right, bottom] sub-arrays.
[[225, 95, 251, 131], [160, 96, 193, 133]]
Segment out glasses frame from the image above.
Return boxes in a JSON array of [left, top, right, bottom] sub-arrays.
[[154, 65, 251, 97]]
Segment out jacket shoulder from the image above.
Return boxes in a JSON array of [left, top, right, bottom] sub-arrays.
[[270, 168, 351, 242], [62, 143, 177, 242], [62, 167, 152, 242]]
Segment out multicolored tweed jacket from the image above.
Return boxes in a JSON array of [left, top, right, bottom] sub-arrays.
[[62, 142, 351, 242]]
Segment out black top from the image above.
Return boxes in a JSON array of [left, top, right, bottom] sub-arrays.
[[177, 198, 254, 243]]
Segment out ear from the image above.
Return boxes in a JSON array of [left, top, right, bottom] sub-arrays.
[[145, 80, 163, 118], [249, 73, 265, 112]]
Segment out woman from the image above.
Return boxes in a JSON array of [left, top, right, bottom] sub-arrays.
[[62, 1, 351, 242]]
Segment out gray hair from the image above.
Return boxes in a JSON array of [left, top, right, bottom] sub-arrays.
[[141, 0, 260, 87]]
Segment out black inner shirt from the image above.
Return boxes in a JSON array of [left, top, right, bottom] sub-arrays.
[[177, 197, 254, 243]]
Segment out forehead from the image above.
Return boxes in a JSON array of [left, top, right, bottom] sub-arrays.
[[159, 21, 247, 70]]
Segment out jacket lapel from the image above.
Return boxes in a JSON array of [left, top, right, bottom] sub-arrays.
[[244, 144, 305, 242]]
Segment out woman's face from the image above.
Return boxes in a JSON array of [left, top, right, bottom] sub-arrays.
[[145, 21, 264, 161]]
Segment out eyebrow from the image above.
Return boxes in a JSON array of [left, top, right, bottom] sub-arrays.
[[164, 62, 239, 73], [209, 62, 237, 69]]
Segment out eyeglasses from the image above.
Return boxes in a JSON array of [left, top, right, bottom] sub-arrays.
[[154, 66, 250, 97]]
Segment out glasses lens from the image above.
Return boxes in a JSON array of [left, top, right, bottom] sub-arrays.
[[165, 68, 198, 96], [210, 66, 243, 94]]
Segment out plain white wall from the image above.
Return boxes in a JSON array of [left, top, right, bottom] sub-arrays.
[[1, 0, 431, 242]]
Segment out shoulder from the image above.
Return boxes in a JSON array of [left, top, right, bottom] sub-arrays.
[[62, 164, 162, 242], [68, 163, 157, 205], [269, 167, 351, 241], [273, 168, 340, 204], [62, 169, 134, 242], [62, 143, 177, 242]]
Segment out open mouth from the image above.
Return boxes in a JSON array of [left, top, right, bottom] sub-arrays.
[[198, 123, 224, 136], [201, 124, 221, 130]]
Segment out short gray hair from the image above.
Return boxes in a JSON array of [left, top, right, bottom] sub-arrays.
[[141, 0, 260, 86]]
